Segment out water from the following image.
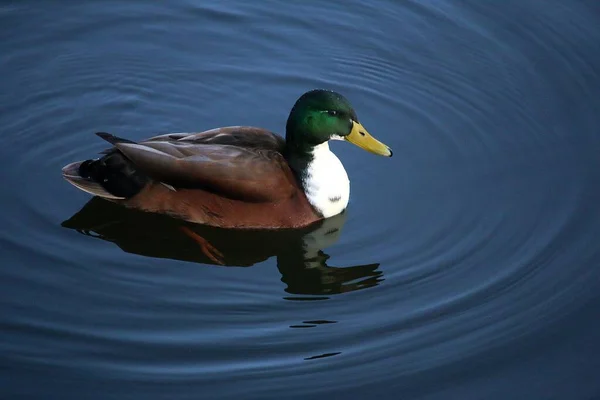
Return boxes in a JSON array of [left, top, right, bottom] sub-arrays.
[[2, 1, 600, 399]]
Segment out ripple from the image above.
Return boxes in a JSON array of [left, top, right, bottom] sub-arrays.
[[2, 1, 600, 399]]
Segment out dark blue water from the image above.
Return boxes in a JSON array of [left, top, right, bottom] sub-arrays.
[[2, 1, 600, 399]]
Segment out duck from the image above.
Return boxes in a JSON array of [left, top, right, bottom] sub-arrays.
[[62, 89, 392, 229]]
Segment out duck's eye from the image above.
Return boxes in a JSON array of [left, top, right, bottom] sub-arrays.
[[327, 110, 338, 116]]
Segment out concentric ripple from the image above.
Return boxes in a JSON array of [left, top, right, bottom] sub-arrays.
[[1, 1, 600, 399]]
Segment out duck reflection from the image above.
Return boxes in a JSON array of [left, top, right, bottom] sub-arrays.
[[61, 197, 383, 297]]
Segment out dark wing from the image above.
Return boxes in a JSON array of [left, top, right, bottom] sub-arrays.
[[98, 127, 297, 202]]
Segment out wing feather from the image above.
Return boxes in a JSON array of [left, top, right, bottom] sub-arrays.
[[111, 127, 296, 202]]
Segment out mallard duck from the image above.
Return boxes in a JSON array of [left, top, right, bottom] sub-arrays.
[[62, 89, 392, 229]]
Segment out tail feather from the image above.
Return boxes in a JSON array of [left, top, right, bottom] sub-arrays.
[[95, 132, 137, 146], [62, 161, 126, 200], [62, 132, 150, 199]]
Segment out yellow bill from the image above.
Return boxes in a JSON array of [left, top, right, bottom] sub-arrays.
[[345, 121, 393, 157]]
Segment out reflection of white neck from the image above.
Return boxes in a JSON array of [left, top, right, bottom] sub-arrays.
[[302, 142, 350, 218], [302, 211, 347, 268]]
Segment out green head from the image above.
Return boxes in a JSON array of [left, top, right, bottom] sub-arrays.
[[285, 89, 392, 157]]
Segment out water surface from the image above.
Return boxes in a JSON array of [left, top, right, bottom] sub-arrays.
[[2, 1, 600, 399]]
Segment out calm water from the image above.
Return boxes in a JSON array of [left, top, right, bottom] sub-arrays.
[[2, 1, 600, 399]]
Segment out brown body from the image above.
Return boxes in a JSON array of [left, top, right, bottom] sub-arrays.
[[123, 180, 320, 229], [62, 126, 322, 229]]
